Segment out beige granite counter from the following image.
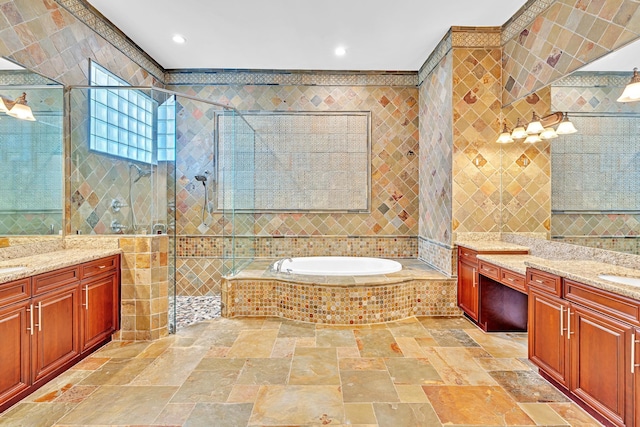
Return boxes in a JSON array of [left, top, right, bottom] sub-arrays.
[[526, 259, 640, 300], [455, 240, 529, 253], [475, 254, 545, 276], [0, 248, 122, 284]]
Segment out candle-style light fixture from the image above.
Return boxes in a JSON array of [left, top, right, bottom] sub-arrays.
[[617, 68, 640, 103], [496, 111, 576, 143], [0, 92, 36, 121]]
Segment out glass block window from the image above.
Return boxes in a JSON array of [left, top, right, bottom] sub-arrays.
[[157, 95, 175, 161], [89, 62, 155, 164]]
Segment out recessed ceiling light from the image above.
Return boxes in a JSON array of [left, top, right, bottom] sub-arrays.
[[172, 34, 187, 44], [334, 46, 346, 56]]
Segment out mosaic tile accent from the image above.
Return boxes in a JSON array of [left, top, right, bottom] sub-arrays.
[[170, 81, 419, 238], [166, 70, 417, 87], [177, 236, 418, 259], [222, 262, 458, 325], [53, 0, 164, 81], [501, 87, 552, 234], [551, 115, 640, 212], [0, 70, 56, 85], [502, 0, 640, 105], [218, 112, 370, 211], [451, 27, 501, 47]]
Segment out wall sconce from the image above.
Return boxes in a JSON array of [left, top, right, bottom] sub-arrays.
[[496, 111, 576, 143], [555, 112, 577, 135], [0, 92, 36, 121], [617, 68, 640, 103]]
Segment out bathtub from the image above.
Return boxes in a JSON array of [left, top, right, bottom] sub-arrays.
[[275, 256, 402, 276]]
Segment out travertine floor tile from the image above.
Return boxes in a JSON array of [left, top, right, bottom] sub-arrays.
[[249, 385, 343, 425], [0, 316, 603, 427]]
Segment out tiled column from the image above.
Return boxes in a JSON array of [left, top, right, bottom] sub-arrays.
[[117, 235, 169, 341]]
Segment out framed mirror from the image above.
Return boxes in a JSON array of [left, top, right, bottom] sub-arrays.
[[0, 57, 64, 243]]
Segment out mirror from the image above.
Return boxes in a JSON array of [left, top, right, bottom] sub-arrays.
[[0, 57, 64, 244], [501, 39, 640, 255]]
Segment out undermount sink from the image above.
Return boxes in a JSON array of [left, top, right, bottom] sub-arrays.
[[0, 266, 28, 274], [598, 274, 640, 287]]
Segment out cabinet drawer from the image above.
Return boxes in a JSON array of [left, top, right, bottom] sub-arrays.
[[0, 278, 30, 306], [564, 279, 640, 326], [501, 269, 526, 293], [527, 269, 562, 296], [458, 247, 478, 264], [81, 255, 118, 279], [33, 266, 79, 295], [478, 260, 500, 280]]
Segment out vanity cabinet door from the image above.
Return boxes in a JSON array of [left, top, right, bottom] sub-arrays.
[[570, 305, 632, 427], [81, 272, 118, 353], [31, 284, 80, 385], [528, 288, 570, 388], [0, 301, 30, 408], [458, 259, 478, 321]]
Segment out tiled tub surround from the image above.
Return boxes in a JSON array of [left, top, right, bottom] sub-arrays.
[[175, 235, 419, 297], [222, 259, 459, 325]]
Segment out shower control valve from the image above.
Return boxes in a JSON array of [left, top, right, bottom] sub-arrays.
[[111, 199, 128, 212]]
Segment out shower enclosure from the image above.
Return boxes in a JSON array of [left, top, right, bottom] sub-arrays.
[[68, 85, 257, 334]]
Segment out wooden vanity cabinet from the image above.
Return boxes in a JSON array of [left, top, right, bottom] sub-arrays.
[[31, 282, 80, 385], [528, 269, 636, 427], [457, 246, 528, 326], [528, 287, 570, 387], [80, 256, 120, 353], [0, 298, 30, 407], [458, 248, 479, 321], [0, 255, 120, 413]]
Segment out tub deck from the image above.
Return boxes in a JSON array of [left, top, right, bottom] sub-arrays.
[[222, 259, 460, 325]]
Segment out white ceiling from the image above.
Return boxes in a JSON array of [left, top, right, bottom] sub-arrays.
[[87, 0, 528, 71]]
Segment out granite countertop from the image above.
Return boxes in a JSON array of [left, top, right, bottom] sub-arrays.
[[475, 254, 544, 276], [455, 240, 529, 253], [525, 259, 640, 300], [0, 248, 122, 284]]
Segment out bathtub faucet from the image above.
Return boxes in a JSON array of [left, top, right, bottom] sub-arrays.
[[275, 258, 292, 273]]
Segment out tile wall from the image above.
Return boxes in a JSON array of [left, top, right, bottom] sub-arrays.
[[502, 0, 640, 105], [418, 43, 454, 275], [168, 73, 420, 295], [501, 87, 552, 235]]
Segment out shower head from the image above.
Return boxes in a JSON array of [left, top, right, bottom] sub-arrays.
[[195, 175, 207, 184], [130, 163, 152, 183]]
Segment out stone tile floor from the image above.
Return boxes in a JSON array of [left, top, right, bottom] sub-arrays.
[[0, 316, 603, 426]]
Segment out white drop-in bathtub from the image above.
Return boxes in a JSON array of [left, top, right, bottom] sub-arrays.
[[274, 256, 402, 276]]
